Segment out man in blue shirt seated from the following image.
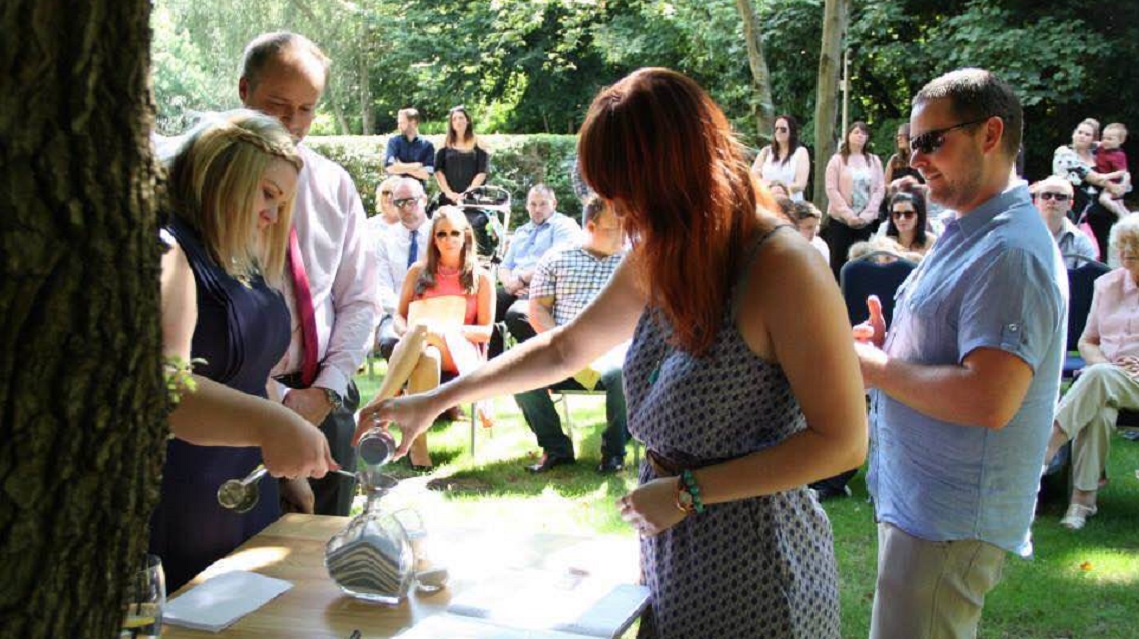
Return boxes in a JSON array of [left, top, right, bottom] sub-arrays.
[[515, 198, 628, 473], [490, 183, 581, 357], [854, 68, 1067, 639], [384, 108, 434, 185], [1031, 175, 1098, 268]]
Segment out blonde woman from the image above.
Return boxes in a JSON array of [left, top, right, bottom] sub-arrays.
[[361, 207, 495, 470], [152, 110, 336, 591]]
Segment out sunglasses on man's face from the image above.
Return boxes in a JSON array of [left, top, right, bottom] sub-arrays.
[[909, 118, 989, 155], [1037, 191, 1071, 203], [393, 196, 423, 209], [891, 210, 916, 220], [435, 230, 463, 239]]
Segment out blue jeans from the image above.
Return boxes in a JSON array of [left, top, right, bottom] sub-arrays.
[[513, 366, 628, 460]]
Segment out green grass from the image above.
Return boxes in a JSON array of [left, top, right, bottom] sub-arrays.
[[355, 364, 1139, 639]]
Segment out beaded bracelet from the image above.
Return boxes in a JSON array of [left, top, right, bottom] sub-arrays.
[[675, 469, 705, 515]]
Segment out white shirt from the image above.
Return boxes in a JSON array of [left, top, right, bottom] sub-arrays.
[[375, 222, 430, 315], [271, 144, 380, 396]]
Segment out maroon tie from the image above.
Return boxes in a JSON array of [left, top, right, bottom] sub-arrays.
[[288, 227, 319, 387]]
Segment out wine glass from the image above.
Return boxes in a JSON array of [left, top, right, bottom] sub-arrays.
[[119, 554, 165, 638]]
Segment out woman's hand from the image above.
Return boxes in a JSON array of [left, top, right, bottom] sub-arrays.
[[616, 477, 687, 537], [355, 391, 445, 458], [259, 413, 338, 479]]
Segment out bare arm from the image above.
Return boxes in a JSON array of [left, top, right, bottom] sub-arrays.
[[529, 296, 557, 333], [1077, 287, 1108, 366], [859, 345, 1034, 430], [359, 257, 647, 451], [460, 270, 496, 343], [160, 241, 336, 476], [790, 147, 810, 196]]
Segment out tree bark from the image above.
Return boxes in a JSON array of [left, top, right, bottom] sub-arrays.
[[735, 0, 776, 144], [0, 2, 168, 637], [813, 0, 849, 208], [360, 52, 374, 136]]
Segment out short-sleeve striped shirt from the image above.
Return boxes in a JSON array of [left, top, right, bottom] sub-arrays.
[[529, 245, 625, 326]]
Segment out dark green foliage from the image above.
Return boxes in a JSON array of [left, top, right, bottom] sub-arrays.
[[305, 134, 581, 230]]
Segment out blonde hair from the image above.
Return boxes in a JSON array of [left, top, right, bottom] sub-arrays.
[[167, 110, 302, 286], [1109, 214, 1139, 258], [1104, 122, 1128, 141]]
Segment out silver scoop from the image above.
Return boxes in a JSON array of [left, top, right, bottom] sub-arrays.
[[217, 465, 357, 513], [218, 431, 395, 512]]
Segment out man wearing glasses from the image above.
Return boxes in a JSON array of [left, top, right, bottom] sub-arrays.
[[854, 68, 1067, 639], [373, 178, 431, 359], [1032, 176, 1098, 268]]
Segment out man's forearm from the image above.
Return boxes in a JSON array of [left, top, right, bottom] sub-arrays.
[[867, 356, 1022, 430]]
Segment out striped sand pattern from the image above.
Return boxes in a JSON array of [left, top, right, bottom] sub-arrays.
[[326, 532, 412, 602]]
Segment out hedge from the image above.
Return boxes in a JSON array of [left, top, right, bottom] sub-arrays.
[[304, 134, 583, 230]]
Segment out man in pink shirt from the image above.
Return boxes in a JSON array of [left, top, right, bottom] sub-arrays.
[[1044, 214, 1139, 529], [240, 32, 379, 516]]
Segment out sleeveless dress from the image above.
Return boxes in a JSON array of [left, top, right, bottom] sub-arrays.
[[760, 148, 804, 202], [149, 217, 292, 591], [624, 227, 841, 638], [414, 265, 483, 375]]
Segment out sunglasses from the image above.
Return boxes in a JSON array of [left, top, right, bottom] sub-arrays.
[[891, 210, 916, 220], [435, 230, 463, 239], [909, 118, 989, 155], [1037, 191, 1071, 202], [393, 196, 423, 209], [774, 126, 789, 133]]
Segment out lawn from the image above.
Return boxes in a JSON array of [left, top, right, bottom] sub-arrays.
[[354, 365, 1139, 639]]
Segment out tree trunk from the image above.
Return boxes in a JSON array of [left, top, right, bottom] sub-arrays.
[[813, 0, 849, 208], [360, 53, 374, 136], [0, 2, 168, 637], [330, 95, 352, 135], [734, 0, 776, 144]]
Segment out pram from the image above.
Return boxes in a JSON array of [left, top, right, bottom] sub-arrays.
[[457, 185, 512, 265]]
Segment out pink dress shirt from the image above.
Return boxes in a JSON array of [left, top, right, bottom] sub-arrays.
[[1083, 268, 1139, 362], [272, 144, 380, 396]]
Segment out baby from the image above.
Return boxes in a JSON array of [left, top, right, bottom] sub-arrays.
[[1096, 122, 1131, 218]]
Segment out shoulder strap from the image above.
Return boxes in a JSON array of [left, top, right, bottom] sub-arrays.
[[730, 225, 793, 317]]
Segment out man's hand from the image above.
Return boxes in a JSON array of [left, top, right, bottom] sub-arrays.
[[280, 477, 315, 514], [852, 295, 887, 347], [284, 386, 334, 426], [852, 295, 888, 388]]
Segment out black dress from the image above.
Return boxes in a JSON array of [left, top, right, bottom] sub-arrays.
[[148, 217, 292, 591], [435, 145, 489, 205]]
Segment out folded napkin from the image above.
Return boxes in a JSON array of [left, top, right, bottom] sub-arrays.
[[165, 571, 292, 632]]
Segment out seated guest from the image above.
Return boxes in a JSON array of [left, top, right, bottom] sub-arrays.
[[514, 198, 629, 473], [766, 179, 791, 200], [772, 194, 796, 224], [1031, 176, 1098, 267], [848, 236, 908, 264], [882, 188, 937, 261], [1043, 215, 1139, 529], [384, 108, 434, 185], [792, 201, 830, 265], [362, 207, 495, 471], [152, 110, 336, 591], [434, 105, 490, 206], [490, 183, 581, 356], [374, 178, 430, 359], [369, 175, 403, 236]]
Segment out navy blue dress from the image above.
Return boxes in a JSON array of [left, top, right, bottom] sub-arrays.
[[149, 217, 292, 591]]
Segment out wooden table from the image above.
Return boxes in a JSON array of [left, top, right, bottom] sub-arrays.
[[164, 514, 639, 638]]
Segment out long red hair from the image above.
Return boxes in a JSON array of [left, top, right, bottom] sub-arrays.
[[578, 68, 769, 355]]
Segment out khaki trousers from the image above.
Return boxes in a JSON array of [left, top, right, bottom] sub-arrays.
[[1055, 363, 1139, 492], [870, 523, 1006, 639]]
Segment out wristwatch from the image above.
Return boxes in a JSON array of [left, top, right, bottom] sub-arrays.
[[319, 386, 344, 411]]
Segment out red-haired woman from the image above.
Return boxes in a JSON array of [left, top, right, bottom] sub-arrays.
[[357, 68, 866, 638]]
